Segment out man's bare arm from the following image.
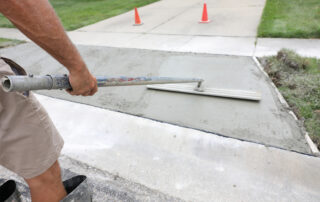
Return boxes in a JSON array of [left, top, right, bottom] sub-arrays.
[[0, 0, 97, 96]]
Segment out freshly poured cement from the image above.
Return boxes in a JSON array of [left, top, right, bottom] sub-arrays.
[[0, 43, 310, 154]]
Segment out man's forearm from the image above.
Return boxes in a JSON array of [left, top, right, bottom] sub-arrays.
[[0, 0, 85, 74]]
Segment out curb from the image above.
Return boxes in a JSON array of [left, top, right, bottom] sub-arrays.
[[252, 56, 320, 156]]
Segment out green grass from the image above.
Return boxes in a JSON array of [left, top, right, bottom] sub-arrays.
[[259, 49, 320, 149], [0, 38, 24, 49], [258, 0, 320, 38], [0, 0, 158, 31]]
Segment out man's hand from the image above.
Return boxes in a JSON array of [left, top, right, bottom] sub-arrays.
[[67, 67, 98, 96]]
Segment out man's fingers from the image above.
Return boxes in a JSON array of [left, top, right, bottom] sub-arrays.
[[66, 89, 77, 96], [88, 88, 96, 96], [82, 90, 91, 96], [87, 79, 98, 96], [89, 83, 98, 96], [67, 76, 97, 96]]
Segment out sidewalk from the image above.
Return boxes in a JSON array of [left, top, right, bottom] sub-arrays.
[[1, 31, 320, 59], [1, 0, 320, 57]]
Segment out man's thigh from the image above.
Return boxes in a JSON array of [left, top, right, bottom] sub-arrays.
[[0, 58, 64, 179]]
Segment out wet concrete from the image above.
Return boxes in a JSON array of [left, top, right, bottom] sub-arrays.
[[0, 43, 310, 153]]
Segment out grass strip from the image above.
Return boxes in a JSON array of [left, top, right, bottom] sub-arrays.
[[0, 38, 24, 49], [258, 0, 320, 38]]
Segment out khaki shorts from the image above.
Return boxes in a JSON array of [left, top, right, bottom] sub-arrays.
[[0, 58, 64, 179]]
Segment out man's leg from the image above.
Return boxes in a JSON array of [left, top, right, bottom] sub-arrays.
[[0, 58, 65, 200], [25, 161, 66, 202]]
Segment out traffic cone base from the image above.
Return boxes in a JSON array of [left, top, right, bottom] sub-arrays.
[[199, 19, 210, 23], [133, 22, 143, 26]]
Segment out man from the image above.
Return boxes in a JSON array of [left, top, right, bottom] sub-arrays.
[[0, 0, 98, 201]]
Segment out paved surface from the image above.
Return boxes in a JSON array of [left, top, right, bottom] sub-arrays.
[[0, 156, 182, 202], [78, 0, 265, 37], [0, 43, 311, 154], [2, 32, 320, 59], [255, 38, 320, 58], [5, 94, 318, 202], [0, 0, 319, 57]]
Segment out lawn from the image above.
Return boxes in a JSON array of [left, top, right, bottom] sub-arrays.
[[0, 38, 24, 49], [258, 0, 320, 38], [259, 49, 320, 149], [0, 0, 159, 31]]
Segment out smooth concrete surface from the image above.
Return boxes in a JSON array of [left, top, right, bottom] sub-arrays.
[[255, 38, 320, 58], [148, 7, 262, 36], [68, 31, 256, 56], [0, 43, 310, 153], [3, 28, 320, 58], [79, 0, 265, 37], [0, 28, 29, 41], [0, 156, 182, 202], [177, 35, 256, 56], [30, 94, 320, 202]]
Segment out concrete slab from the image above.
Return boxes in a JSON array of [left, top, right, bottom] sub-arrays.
[[68, 31, 255, 56], [119, 33, 193, 52], [79, 0, 265, 37], [178, 36, 255, 56], [255, 38, 320, 58], [149, 7, 264, 37], [68, 31, 141, 48], [79, 8, 183, 34], [206, 0, 266, 8], [78, 0, 198, 33], [0, 43, 310, 154], [0, 28, 29, 41], [28, 94, 320, 201]]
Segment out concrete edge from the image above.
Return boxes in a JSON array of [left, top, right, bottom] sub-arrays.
[[252, 56, 320, 156], [305, 133, 320, 156]]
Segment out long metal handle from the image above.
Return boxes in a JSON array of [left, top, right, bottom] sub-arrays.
[[1, 75, 203, 92]]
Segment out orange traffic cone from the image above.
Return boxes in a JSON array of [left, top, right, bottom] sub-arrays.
[[199, 3, 210, 23], [134, 7, 143, 26]]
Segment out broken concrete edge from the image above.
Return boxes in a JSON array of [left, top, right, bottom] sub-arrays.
[[252, 56, 320, 156]]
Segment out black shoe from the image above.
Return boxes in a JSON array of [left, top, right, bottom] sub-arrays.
[[0, 180, 21, 202], [61, 175, 92, 202]]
